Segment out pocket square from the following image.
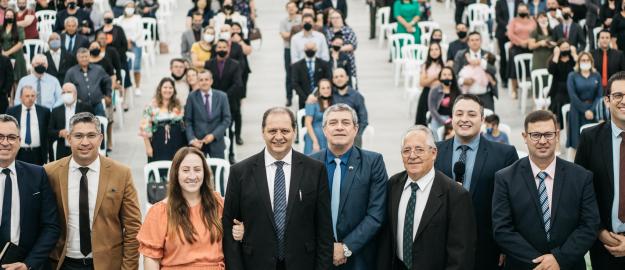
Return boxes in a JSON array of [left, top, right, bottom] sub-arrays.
[[110, 188, 117, 193], [32, 192, 40, 196]]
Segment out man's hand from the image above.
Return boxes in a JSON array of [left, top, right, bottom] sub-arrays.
[[464, 78, 475, 86], [532, 254, 560, 270], [104, 96, 112, 106], [333, 243, 347, 266], [59, 129, 69, 138], [2, 262, 28, 270], [605, 232, 625, 257], [202, 134, 215, 144], [498, 254, 506, 267], [146, 146, 153, 158], [599, 229, 620, 246], [190, 139, 203, 149], [584, 110, 594, 120], [232, 219, 244, 241]]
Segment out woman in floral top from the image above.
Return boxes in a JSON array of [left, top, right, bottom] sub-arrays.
[[140, 78, 187, 162]]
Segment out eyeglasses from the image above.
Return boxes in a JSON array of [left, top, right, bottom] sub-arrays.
[[0, 134, 19, 144], [527, 131, 557, 142], [70, 132, 101, 141], [401, 147, 432, 157], [608, 92, 624, 102]]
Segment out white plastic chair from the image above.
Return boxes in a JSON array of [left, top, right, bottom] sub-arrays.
[[141, 17, 158, 66], [206, 158, 230, 196], [298, 127, 307, 152], [36, 10, 56, 42], [35, 10, 56, 25], [156, 0, 173, 41], [467, 3, 491, 35], [516, 150, 528, 158], [96, 116, 108, 156], [499, 123, 512, 136], [531, 69, 553, 110], [593, 27, 603, 50], [376, 7, 391, 48], [561, 103, 571, 156], [125, 52, 136, 107], [484, 108, 494, 117], [113, 88, 124, 129], [417, 21, 440, 43], [514, 53, 533, 114], [383, 22, 398, 48], [362, 125, 375, 149], [390, 34, 416, 86], [22, 39, 47, 71], [143, 160, 172, 212], [401, 44, 427, 90]]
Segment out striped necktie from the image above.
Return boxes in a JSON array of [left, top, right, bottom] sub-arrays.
[[273, 161, 287, 259], [537, 171, 551, 241]]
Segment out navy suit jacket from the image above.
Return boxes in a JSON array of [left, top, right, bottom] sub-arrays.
[[310, 147, 388, 270], [492, 157, 600, 270], [184, 89, 231, 158], [12, 160, 60, 269], [434, 136, 518, 270], [7, 104, 51, 163]]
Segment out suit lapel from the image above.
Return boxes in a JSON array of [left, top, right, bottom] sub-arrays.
[[92, 155, 111, 222], [391, 172, 408, 243], [15, 105, 22, 123], [520, 158, 543, 219], [338, 148, 360, 215], [58, 157, 71, 221], [415, 172, 443, 239], [285, 152, 303, 228], [15, 162, 29, 230], [550, 158, 566, 226], [469, 138, 489, 196], [600, 124, 614, 191], [252, 151, 277, 231]]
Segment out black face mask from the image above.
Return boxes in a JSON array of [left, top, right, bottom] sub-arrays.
[[562, 13, 571, 20], [68, 2, 77, 9], [17, 5, 27, 11], [560, 50, 571, 57], [104, 17, 113, 24], [223, 5, 233, 12], [4, 18, 13, 24], [548, 7, 557, 12], [34, 65, 46, 74], [431, 38, 442, 44], [441, 79, 453, 86], [89, 48, 100, 57], [216, 50, 228, 58], [304, 49, 316, 58], [333, 82, 347, 89], [331, 45, 341, 51], [319, 95, 332, 100], [457, 31, 467, 39], [303, 22, 313, 31], [519, 13, 529, 18], [171, 72, 185, 81]]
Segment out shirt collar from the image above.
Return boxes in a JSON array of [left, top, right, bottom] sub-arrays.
[[404, 167, 435, 191], [453, 134, 481, 151], [529, 156, 557, 179], [21, 104, 35, 112], [69, 156, 101, 174], [611, 120, 624, 138], [325, 147, 353, 166], [1, 161, 17, 177], [264, 148, 293, 167]]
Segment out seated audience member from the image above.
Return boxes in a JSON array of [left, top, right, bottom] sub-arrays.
[[170, 58, 191, 103], [45, 33, 78, 87], [186, 67, 200, 93], [291, 14, 330, 63], [16, 54, 63, 110], [428, 66, 460, 141], [332, 68, 368, 147], [64, 48, 112, 117], [117, 1, 144, 95], [328, 35, 353, 84], [592, 30, 625, 90], [214, 0, 248, 37], [7, 86, 50, 165], [53, 0, 94, 35], [553, 5, 586, 50], [506, 3, 536, 99], [48, 83, 93, 160], [482, 114, 510, 144], [59, 17, 90, 57]]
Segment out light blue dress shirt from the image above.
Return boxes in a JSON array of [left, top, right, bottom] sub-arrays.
[[15, 73, 63, 110], [611, 121, 625, 233], [452, 134, 481, 191]]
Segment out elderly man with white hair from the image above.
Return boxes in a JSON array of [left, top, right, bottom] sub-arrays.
[[15, 54, 63, 110], [48, 83, 93, 160]]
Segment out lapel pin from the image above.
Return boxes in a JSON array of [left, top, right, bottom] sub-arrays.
[[348, 166, 354, 171]]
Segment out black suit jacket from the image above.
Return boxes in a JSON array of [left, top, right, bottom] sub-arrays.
[[47, 102, 93, 160], [205, 58, 243, 102], [377, 170, 477, 270], [44, 50, 77, 85], [552, 23, 587, 51], [11, 160, 61, 269], [291, 58, 332, 98], [59, 33, 90, 57], [0, 54, 14, 96], [7, 104, 51, 163], [223, 150, 333, 270], [495, 0, 520, 40], [434, 136, 518, 270], [492, 157, 600, 270], [592, 49, 625, 83], [319, 0, 348, 18]]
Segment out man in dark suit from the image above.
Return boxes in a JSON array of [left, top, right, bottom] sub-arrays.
[[7, 86, 51, 165], [453, 33, 498, 110], [552, 6, 586, 51], [310, 104, 387, 269], [205, 39, 242, 163], [45, 33, 78, 85], [53, 0, 94, 35], [446, 23, 469, 67], [48, 83, 93, 161], [223, 107, 333, 270], [575, 71, 625, 269], [592, 30, 625, 90], [292, 41, 332, 109], [0, 53, 13, 113], [319, 0, 348, 19], [59, 17, 90, 57], [184, 69, 231, 159], [434, 94, 518, 270], [495, 0, 520, 87], [377, 125, 476, 270], [0, 114, 60, 270], [493, 110, 599, 270]]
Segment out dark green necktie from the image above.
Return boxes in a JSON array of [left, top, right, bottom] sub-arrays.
[[403, 182, 419, 269]]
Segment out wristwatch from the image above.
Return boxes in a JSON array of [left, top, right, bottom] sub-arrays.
[[343, 244, 352, 257]]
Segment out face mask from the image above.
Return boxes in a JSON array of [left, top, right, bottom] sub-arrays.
[[457, 31, 467, 39], [304, 49, 316, 58], [216, 50, 228, 58], [431, 37, 442, 44], [319, 95, 332, 100], [62, 93, 75, 105], [303, 22, 313, 31], [49, 40, 61, 50], [441, 79, 453, 86], [4, 18, 13, 24], [104, 17, 113, 24], [68, 2, 77, 9], [203, 34, 214, 42], [89, 48, 101, 57], [171, 72, 185, 81], [563, 13, 571, 20], [580, 62, 592, 71], [125, 8, 135, 15], [331, 45, 341, 51], [220, 32, 231, 40], [223, 5, 233, 11], [518, 13, 529, 18], [33, 65, 46, 74], [486, 127, 493, 134], [18, 5, 27, 11], [548, 7, 557, 12], [560, 50, 571, 57]]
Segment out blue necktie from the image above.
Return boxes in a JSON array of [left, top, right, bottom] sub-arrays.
[[403, 182, 419, 270], [273, 161, 287, 259], [0, 168, 12, 243], [537, 171, 551, 241], [25, 108, 32, 145], [331, 158, 341, 240], [68, 36, 75, 53], [307, 60, 315, 92]]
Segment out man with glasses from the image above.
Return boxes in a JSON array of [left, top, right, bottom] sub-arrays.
[[493, 110, 599, 269], [377, 125, 476, 269], [0, 114, 60, 270], [44, 112, 141, 270], [434, 94, 518, 270], [576, 71, 625, 269]]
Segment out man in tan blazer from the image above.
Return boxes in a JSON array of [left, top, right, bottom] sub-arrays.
[[44, 112, 141, 270]]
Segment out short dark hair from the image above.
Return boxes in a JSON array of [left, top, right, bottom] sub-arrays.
[[598, 29, 611, 39], [330, 35, 344, 42], [170, 58, 186, 67], [192, 11, 203, 18], [468, 31, 481, 38], [69, 112, 101, 133], [524, 110, 558, 131], [606, 71, 625, 95], [485, 114, 500, 125], [262, 107, 296, 130], [0, 114, 19, 130], [452, 94, 485, 116], [302, 13, 314, 21]]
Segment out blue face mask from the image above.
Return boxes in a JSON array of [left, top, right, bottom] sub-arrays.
[[49, 40, 61, 50], [486, 127, 493, 134]]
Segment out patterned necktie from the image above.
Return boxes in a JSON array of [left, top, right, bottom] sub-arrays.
[[454, 145, 470, 183], [307, 60, 315, 92], [537, 171, 551, 241], [25, 108, 32, 145], [403, 182, 419, 270], [79, 167, 92, 256], [0, 169, 12, 244], [36, 78, 42, 105], [331, 158, 341, 240], [273, 161, 287, 260], [618, 132, 625, 222]]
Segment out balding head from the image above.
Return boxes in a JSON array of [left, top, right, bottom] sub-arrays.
[[304, 41, 317, 51], [20, 86, 37, 108], [31, 54, 48, 69]]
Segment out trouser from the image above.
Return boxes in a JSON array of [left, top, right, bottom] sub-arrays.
[[476, 92, 495, 111], [60, 257, 94, 270], [590, 239, 625, 270], [228, 98, 241, 158], [0, 91, 8, 113], [369, 2, 377, 39], [284, 48, 293, 101], [497, 36, 509, 84], [276, 260, 286, 270], [17, 147, 43, 165], [455, 1, 467, 25]]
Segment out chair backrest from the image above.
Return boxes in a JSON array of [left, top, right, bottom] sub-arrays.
[[401, 44, 428, 64], [377, 6, 391, 26], [467, 3, 490, 27], [143, 161, 173, 184], [561, 103, 570, 137], [141, 17, 158, 43], [296, 108, 306, 131], [514, 53, 533, 83], [484, 108, 494, 117], [298, 127, 307, 152], [23, 39, 47, 62], [206, 158, 230, 196], [35, 10, 56, 23], [417, 21, 440, 40], [96, 116, 108, 156], [499, 123, 512, 136], [362, 125, 375, 149], [516, 149, 528, 158], [593, 27, 603, 50], [390, 34, 416, 62], [531, 68, 553, 99]]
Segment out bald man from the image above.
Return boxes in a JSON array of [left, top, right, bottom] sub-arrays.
[[48, 83, 93, 160], [45, 33, 78, 83], [291, 41, 332, 109], [16, 54, 63, 111], [6, 86, 51, 165]]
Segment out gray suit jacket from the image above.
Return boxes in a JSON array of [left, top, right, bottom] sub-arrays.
[[181, 30, 199, 62], [184, 89, 231, 157]]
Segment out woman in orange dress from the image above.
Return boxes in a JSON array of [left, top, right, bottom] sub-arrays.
[[138, 147, 242, 270]]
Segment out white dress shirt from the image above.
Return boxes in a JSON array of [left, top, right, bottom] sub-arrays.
[[50, 49, 61, 71], [0, 162, 20, 245], [397, 168, 435, 261], [64, 103, 77, 146], [264, 148, 293, 210], [66, 157, 100, 258], [19, 105, 40, 147]]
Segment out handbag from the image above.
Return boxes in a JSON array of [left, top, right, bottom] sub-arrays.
[[249, 27, 262, 41], [147, 181, 167, 204]]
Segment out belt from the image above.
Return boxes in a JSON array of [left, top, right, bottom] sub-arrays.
[[64, 257, 94, 265]]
